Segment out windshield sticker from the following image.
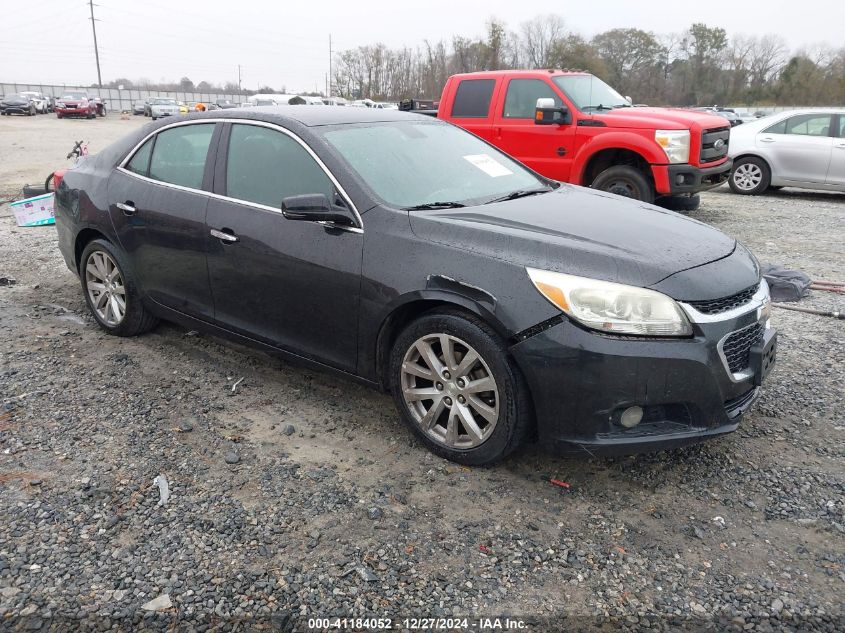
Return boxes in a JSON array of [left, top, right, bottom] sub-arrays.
[[463, 154, 513, 178]]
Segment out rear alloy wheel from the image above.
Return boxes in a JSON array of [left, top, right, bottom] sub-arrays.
[[80, 239, 158, 337], [729, 157, 770, 195], [591, 165, 654, 203], [390, 310, 530, 465]]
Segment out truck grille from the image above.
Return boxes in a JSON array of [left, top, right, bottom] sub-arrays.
[[688, 283, 759, 315], [722, 323, 763, 374], [700, 126, 730, 164]]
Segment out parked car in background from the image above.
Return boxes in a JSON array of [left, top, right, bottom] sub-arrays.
[[53, 108, 775, 465], [20, 91, 49, 113], [55, 91, 98, 119], [694, 107, 742, 127], [214, 99, 238, 109], [91, 96, 107, 117], [149, 98, 180, 120], [728, 109, 845, 194], [322, 97, 347, 106], [177, 101, 190, 114], [0, 93, 38, 116], [132, 100, 147, 115]]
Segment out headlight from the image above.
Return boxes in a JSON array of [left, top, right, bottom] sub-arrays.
[[526, 268, 693, 337], [655, 129, 690, 164]]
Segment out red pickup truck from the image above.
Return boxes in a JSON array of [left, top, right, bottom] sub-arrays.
[[405, 70, 733, 210]]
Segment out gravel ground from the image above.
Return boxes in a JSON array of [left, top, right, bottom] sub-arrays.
[[1, 116, 844, 632]]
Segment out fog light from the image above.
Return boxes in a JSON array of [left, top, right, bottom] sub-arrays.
[[675, 174, 686, 185], [620, 406, 644, 428]]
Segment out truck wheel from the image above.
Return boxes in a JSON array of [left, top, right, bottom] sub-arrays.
[[657, 194, 700, 212], [591, 166, 654, 203], [729, 157, 770, 195]]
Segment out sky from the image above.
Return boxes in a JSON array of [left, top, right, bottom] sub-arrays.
[[1, 0, 842, 93]]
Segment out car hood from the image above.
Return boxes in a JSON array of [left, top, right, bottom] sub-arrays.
[[592, 107, 729, 131], [409, 186, 739, 295], [3, 97, 28, 105]]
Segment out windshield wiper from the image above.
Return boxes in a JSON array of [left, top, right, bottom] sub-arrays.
[[404, 201, 466, 210], [484, 188, 550, 204]]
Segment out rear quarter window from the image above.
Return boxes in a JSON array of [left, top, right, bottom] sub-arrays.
[[451, 79, 495, 118]]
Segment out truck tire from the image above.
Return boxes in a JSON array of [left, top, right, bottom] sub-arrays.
[[729, 157, 770, 195], [591, 166, 654, 203], [657, 194, 700, 212]]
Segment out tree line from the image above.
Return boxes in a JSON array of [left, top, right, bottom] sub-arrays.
[[331, 15, 845, 106]]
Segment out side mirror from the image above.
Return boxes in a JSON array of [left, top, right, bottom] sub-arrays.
[[534, 98, 571, 125], [281, 194, 355, 226]]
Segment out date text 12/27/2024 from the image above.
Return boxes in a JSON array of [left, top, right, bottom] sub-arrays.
[[307, 617, 529, 630]]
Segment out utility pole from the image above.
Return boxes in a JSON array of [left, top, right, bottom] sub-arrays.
[[88, 0, 102, 87], [237, 65, 242, 92], [328, 34, 332, 98]]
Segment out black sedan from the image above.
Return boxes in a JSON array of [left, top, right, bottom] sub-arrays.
[[0, 93, 37, 116], [53, 108, 777, 465]]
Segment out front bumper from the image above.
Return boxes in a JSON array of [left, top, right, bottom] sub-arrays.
[[663, 159, 733, 195], [57, 107, 90, 116], [510, 287, 775, 456], [2, 105, 31, 114]]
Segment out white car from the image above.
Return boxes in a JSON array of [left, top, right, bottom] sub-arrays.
[[728, 109, 845, 195], [149, 98, 180, 120], [20, 91, 49, 113]]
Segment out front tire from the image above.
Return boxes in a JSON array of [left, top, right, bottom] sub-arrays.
[[389, 309, 531, 465], [80, 239, 159, 337], [591, 165, 654, 203], [729, 157, 770, 195]]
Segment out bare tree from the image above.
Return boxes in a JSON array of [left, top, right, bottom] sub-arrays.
[[520, 14, 566, 68]]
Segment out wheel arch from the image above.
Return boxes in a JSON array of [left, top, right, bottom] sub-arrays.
[[372, 291, 510, 391], [74, 228, 111, 272], [731, 152, 772, 171], [579, 146, 653, 187]]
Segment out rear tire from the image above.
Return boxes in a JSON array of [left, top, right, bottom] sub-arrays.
[[657, 194, 701, 212], [80, 239, 159, 337], [591, 166, 654, 203], [389, 309, 531, 466], [729, 157, 770, 195]]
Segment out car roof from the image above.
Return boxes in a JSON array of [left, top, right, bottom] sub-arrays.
[[169, 105, 435, 127], [450, 69, 591, 80]]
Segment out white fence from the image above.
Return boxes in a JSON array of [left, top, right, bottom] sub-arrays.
[[0, 82, 246, 113]]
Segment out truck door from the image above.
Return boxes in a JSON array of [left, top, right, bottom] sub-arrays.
[[443, 77, 500, 144], [492, 78, 577, 182]]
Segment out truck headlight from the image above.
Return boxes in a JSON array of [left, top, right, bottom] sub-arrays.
[[527, 268, 692, 337], [655, 129, 690, 164]]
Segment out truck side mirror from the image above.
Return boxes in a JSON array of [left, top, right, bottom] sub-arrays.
[[534, 98, 571, 126]]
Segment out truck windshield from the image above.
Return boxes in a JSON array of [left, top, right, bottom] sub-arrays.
[[322, 121, 548, 208], [553, 75, 629, 111]]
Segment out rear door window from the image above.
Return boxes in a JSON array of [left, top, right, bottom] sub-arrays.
[[126, 139, 153, 176], [502, 79, 561, 118], [148, 124, 215, 189], [451, 79, 496, 118], [225, 123, 335, 208]]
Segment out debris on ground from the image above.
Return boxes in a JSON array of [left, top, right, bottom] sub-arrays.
[[153, 474, 170, 506]]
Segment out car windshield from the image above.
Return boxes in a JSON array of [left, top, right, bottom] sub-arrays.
[[152, 99, 177, 105], [322, 120, 549, 208], [61, 92, 86, 100], [552, 75, 629, 111]]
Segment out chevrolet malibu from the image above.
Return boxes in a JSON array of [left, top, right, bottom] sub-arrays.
[[54, 108, 777, 465]]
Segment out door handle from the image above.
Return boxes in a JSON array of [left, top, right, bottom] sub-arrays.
[[835, 143, 845, 149], [210, 228, 239, 243], [116, 201, 136, 215], [759, 137, 775, 143]]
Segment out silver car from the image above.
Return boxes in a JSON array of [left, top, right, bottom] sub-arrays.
[[149, 98, 180, 121], [728, 109, 845, 194]]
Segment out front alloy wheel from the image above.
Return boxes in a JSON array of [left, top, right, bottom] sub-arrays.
[[401, 333, 499, 449], [390, 310, 531, 465], [85, 251, 126, 326]]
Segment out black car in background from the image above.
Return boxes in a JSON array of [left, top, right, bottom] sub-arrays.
[[0, 93, 37, 116], [53, 108, 776, 465]]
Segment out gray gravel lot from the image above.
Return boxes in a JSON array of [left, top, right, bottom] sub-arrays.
[[1, 116, 844, 632]]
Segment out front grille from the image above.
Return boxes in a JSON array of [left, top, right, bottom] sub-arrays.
[[688, 283, 759, 315], [700, 126, 730, 164], [722, 323, 764, 374]]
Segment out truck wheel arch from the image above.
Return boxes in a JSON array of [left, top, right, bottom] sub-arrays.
[[579, 148, 654, 188]]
